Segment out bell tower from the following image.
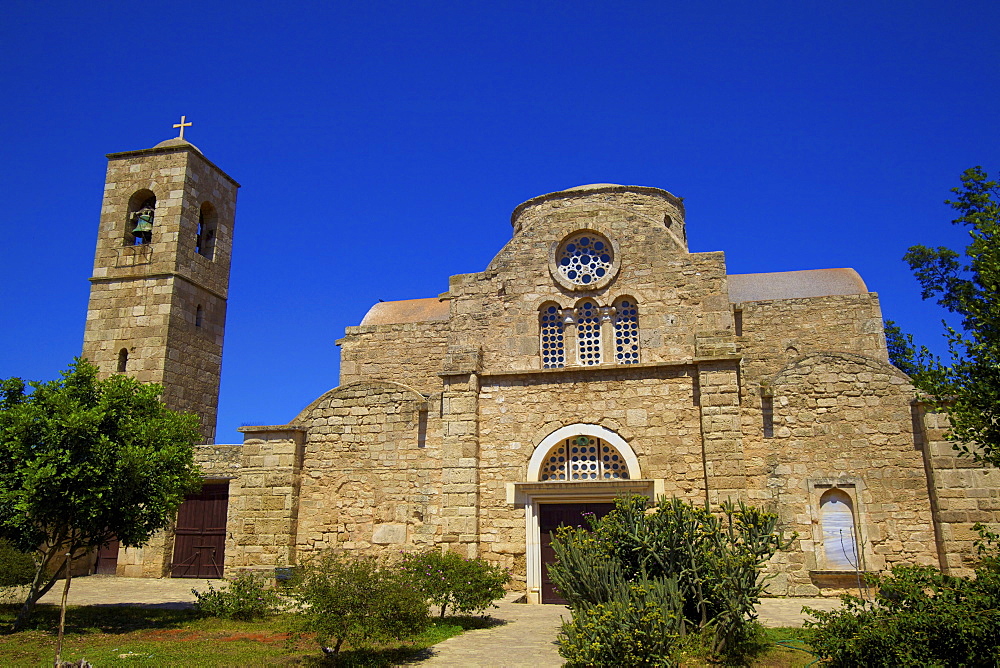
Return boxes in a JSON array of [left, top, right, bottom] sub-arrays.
[[82, 122, 240, 443]]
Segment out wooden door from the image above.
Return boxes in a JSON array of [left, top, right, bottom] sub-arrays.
[[94, 537, 120, 575], [171, 482, 228, 578], [539, 502, 615, 604]]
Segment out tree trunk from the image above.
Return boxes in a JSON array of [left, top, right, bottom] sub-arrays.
[[12, 543, 62, 632], [55, 547, 74, 666]]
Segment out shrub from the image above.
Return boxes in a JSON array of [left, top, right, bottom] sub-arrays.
[[0, 539, 35, 587], [291, 552, 430, 657], [805, 565, 1000, 667], [192, 571, 283, 620], [559, 575, 683, 667], [400, 549, 511, 617], [549, 495, 792, 663]]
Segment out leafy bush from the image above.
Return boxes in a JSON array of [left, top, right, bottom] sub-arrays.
[[0, 539, 35, 587], [805, 564, 1000, 666], [559, 575, 683, 667], [290, 551, 430, 657], [549, 495, 792, 664], [192, 571, 283, 620], [400, 549, 510, 617]]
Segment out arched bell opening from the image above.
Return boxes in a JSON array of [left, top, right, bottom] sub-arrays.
[[196, 202, 217, 260], [126, 190, 156, 246]]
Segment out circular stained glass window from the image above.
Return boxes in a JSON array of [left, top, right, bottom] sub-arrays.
[[555, 232, 614, 287]]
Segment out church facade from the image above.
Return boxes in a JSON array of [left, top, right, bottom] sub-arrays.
[[85, 136, 1000, 599]]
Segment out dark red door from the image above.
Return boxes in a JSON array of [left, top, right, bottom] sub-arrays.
[[94, 537, 120, 575], [171, 482, 228, 578], [539, 502, 615, 604]]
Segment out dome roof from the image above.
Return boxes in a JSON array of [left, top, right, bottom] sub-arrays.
[[359, 297, 449, 326], [563, 183, 623, 191], [152, 137, 203, 154], [727, 268, 868, 303]]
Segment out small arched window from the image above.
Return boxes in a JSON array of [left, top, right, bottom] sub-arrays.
[[117, 348, 128, 373], [195, 305, 203, 328], [540, 303, 565, 369], [196, 202, 217, 259], [126, 190, 156, 246], [539, 435, 629, 481], [820, 489, 858, 569], [613, 297, 640, 364], [576, 300, 602, 365]]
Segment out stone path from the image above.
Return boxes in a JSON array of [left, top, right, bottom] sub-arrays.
[[33, 577, 844, 667], [35, 574, 222, 608], [409, 595, 843, 667]]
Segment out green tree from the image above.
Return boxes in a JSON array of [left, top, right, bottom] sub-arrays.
[[290, 552, 430, 658], [399, 549, 510, 617], [888, 166, 1000, 464], [0, 359, 202, 632]]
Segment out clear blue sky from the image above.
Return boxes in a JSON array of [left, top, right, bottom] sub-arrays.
[[1, 1, 997, 443]]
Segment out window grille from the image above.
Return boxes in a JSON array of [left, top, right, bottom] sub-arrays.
[[577, 301, 601, 365], [555, 232, 613, 286], [540, 304, 565, 368], [539, 436, 629, 481], [613, 298, 639, 364]]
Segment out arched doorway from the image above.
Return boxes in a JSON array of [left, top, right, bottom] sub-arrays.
[[510, 424, 661, 603]]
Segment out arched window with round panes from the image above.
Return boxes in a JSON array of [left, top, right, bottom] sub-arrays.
[[538, 435, 630, 481], [613, 297, 640, 364], [539, 302, 565, 369], [575, 300, 602, 365]]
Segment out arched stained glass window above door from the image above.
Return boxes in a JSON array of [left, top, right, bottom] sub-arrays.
[[539, 435, 629, 481]]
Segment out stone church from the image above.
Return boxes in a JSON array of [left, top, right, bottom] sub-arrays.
[[82, 133, 1000, 600]]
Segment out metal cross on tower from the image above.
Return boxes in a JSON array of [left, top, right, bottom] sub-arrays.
[[173, 115, 193, 139]]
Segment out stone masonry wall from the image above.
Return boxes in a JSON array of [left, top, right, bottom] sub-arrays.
[[83, 277, 174, 387], [293, 381, 445, 558], [223, 431, 304, 571], [919, 409, 1000, 577], [161, 279, 227, 441], [338, 320, 449, 394], [747, 353, 936, 595], [475, 365, 706, 585], [736, 293, 888, 383]]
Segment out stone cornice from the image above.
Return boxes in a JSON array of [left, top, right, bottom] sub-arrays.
[[89, 271, 229, 301], [106, 145, 241, 188], [439, 355, 741, 379]]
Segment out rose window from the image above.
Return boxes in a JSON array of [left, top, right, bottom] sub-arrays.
[[556, 232, 614, 286], [539, 436, 629, 481]]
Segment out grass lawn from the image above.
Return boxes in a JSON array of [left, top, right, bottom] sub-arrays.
[[675, 627, 819, 667], [750, 627, 821, 667], [0, 603, 819, 667], [0, 604, 485, 667]]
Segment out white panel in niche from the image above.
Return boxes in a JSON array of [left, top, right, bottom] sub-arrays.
[[820, 489, 858, 569]]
